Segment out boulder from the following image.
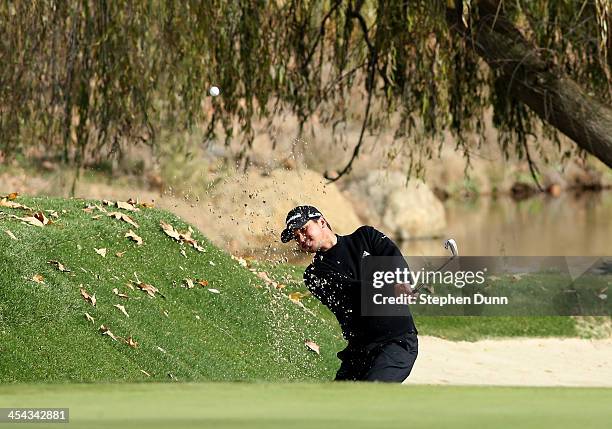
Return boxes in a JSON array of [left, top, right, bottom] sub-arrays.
[[346, 170, 446, 240]]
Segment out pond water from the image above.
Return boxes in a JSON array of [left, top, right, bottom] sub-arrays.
[[399, 191, 612, 257]]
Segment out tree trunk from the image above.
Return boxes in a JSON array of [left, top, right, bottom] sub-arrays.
[[447, 0, 612, 168]]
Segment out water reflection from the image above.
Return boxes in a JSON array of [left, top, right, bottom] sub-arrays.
[[400, 191, 612, 257]]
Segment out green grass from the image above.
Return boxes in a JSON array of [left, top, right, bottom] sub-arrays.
[[0, 195, 344, 383], [0, 382, 610, 428]]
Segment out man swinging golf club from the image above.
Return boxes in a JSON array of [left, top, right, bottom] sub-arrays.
[[281, 205, 419, 382]]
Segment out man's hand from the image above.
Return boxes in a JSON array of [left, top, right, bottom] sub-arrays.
[[394, 283, 416, 298]]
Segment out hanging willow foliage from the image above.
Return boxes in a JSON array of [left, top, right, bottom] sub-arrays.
[[0, 0, 610, 177]]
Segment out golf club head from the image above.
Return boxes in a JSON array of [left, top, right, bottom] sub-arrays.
[[444, 238, 458, 257]]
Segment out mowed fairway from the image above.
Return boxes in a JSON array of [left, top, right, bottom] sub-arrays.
[[0, 383, 610, 429]]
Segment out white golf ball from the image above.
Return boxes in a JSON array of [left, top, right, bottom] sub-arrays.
[[209, 86, 220, 97]]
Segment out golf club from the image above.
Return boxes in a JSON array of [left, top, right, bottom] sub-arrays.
[[412, 238, 459, 294]]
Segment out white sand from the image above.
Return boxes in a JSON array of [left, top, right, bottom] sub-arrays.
[[404, 336, 612, 387]]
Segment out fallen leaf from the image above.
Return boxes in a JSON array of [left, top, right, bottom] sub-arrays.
[[257, 271, 274, 285], [288, 291, 311, 303], [99, 325, 118, 341], [125, 336, 138, 348], [6, 192, 18, 200], [114, 304, 129, 318], [160, 220, 181, 240], [45, 210, 59, 218], [117, 200, 140, 212], [91, 215, 102, 220], [163, 310, 169, 318], [102, 199, 113, 206], [116, 251, 126, 258], [112, 288, 129, 298], [94, 248, 107, 257], [180, 248, 187, 258], [80, 287, 97, 306], [125, 230, 143, 245], [19, 216, 45, 227], [183, 278, 195, 289], [276, 284, 287, 290], [140, 369, 151, 377], [33, 211, 50, 225], [47, 260, 70, 272], [140, 202, 155, 208], [84, 312, 95, 324], [157, 346, 166, 353], [108, 212, 139, 228], [160, 220, 205, 252], [0, 198, 33, 210], [136, 281, 161, 298], [208, 288, 220, 294], [305, 340, 320, 355], [32, 274, 44, 284], [197, 279, 209, 287], [5, 230, 17, 240]]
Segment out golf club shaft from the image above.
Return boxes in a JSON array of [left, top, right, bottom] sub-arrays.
[[412, 256, 456, 294]]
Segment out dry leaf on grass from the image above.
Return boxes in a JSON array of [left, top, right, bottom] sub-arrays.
[[197, 279, 209, 287], [140, 202, 155, 209], [288, 291, 311, 303], [4, 192, 19, 200], [5, 230, 18, 240], [125, 336, 138, 348], [32, 274, 44, 284], [84, 312, 95, 324], [208, 288, 220, 294], [160, 220, 181, 240], [80, 287, 96, 306], [108, 212, 139, 228], [183, 278, 195, 289], [256, 271, 281, 288], [115, 251, 126, 258], [94, 248, 107, 257], [159, 220, 205, 252], [117, 200, 140, 212], [114, 304, 130, 318], [0, 198, 33, 211], [125, 230, 143, 245], [305, 340, 320, 355], [99, 325, 118, 341], [140, 369, 151, 377], [135, 281, 163, 298], [47, 260, 70, 272], [112, 288, 129, 298], [19, 215, 45, 227]]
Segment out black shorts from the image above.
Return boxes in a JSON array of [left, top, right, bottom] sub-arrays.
[[334, 335, 418, 382]]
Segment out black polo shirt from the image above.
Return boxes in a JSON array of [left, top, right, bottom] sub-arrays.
[[303, 225, 418, 346]]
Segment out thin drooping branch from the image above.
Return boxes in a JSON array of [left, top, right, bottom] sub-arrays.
[[325, 5, 377, 183]]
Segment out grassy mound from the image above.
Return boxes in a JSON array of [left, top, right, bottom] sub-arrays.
[[0, 195, 344, 383]]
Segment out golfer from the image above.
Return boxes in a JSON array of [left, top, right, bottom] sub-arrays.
[[281, 205, 418, 382]]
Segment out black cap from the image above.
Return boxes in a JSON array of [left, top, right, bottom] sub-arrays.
[[280, 205, 323, 243]]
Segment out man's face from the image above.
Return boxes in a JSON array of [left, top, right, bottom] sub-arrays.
[[293, 218, 326, 253]]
